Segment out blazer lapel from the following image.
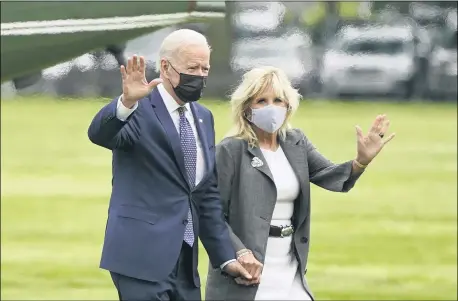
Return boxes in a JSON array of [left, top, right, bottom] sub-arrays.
[[247, 146, 275, 184], [279, 136, 309, 227], [150, 88, 189, 188], [190, 103, 211, 189], [279, 139, 308, 188]]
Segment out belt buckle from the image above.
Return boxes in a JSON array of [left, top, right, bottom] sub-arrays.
[[280, 226, 293, 238]]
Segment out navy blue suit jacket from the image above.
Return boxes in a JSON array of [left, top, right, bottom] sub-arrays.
[[87, 88, 236, 287]]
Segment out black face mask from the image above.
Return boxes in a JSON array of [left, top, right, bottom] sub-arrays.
[[167, 62, 207, 103]]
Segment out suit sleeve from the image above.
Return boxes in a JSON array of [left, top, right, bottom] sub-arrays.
[[87, 97, 141, 150], [299, 130, 364, 192], [198, 114, 237, 268]]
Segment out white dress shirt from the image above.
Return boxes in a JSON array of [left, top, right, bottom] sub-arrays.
[[116, 84, 205, 186], [116, 85, 235, 270]]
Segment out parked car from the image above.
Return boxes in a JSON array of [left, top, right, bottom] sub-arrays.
[[320, 25, 421, 98], [230, 30, 314, 92], [427, 29, 457, 99], [232, 2, 286, 38]]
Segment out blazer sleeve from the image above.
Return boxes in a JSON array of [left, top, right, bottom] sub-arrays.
[[300, 130, 363, 192], [87, 97, 141, 150], [198, 115, 237, 268], [215, 143, 247, 252]]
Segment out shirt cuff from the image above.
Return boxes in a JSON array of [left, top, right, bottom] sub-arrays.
[[220, 259, 236, 270], [116, 95, 138, 121]]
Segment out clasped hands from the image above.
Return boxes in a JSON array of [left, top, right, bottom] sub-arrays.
[[234, 249, 263, 286]]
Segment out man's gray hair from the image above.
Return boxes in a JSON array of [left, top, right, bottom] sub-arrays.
[[155, 29, 210, 72]]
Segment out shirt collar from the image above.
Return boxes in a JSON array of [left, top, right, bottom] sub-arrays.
[[157, 83, 190, 114]]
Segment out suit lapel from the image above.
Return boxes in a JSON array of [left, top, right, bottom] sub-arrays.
[[247, 134, 310, 228], [247, 146, 275, 184], [279, 136, 309, 228], [247, 137, 308, 187], [279, 139, 308, 189], [150, 88, 189, 188], [190, 103, 211, 189]]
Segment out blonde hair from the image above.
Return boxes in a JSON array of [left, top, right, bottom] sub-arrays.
[[227, 66, 301, 147]]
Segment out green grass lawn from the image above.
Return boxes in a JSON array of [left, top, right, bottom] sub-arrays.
[[1, 97, 457, 300]]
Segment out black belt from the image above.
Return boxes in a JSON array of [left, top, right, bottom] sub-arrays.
[[269, 225, 294, 237]]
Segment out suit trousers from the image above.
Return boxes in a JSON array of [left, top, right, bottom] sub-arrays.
[[110, 242, 201, 301]]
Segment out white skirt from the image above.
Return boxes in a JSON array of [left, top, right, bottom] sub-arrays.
[[254, 235, 312, 300]]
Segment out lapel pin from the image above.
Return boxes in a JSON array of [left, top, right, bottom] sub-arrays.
[[251, 157, 263, 168], [199, 118, 203, 123]]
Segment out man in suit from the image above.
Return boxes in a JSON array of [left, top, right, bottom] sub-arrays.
[[88, 29, 252, 300]]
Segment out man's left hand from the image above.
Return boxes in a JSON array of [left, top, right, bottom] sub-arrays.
[[355, 114, 395, 165]]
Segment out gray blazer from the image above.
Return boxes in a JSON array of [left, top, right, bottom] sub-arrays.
[[205, 128, 363, 301]]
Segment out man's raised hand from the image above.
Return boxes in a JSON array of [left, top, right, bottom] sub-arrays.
[[121, 55, 162, 108]]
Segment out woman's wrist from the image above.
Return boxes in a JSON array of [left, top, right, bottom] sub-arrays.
[[353, 159, 368, 169], [236, 249, 252, 259], [355, 155, 371, 167]]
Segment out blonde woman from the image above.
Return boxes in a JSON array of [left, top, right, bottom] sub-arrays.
[[205, 66, 395, 300]]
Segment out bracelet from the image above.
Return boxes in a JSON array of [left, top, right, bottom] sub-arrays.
[[236, 248, 250, 256], [237, 250, 251, 257], [236, 250, 252, 259], [354, 159, 367, 169]]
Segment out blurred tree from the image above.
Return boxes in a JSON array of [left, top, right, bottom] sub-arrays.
[[214, 1, 234, 74], [296, 2, 375, 45], [300, 2, 327, 27], [336, 2, 362, 18], [190, 1, 235, 98]]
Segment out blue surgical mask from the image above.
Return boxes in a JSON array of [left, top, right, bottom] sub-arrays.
[[249, 105, 287, 133]]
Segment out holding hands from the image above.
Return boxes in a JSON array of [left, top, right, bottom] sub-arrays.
[[234, 249, 263, 286]]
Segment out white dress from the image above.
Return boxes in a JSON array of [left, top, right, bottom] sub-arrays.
[[255, 146, 313, 301]]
